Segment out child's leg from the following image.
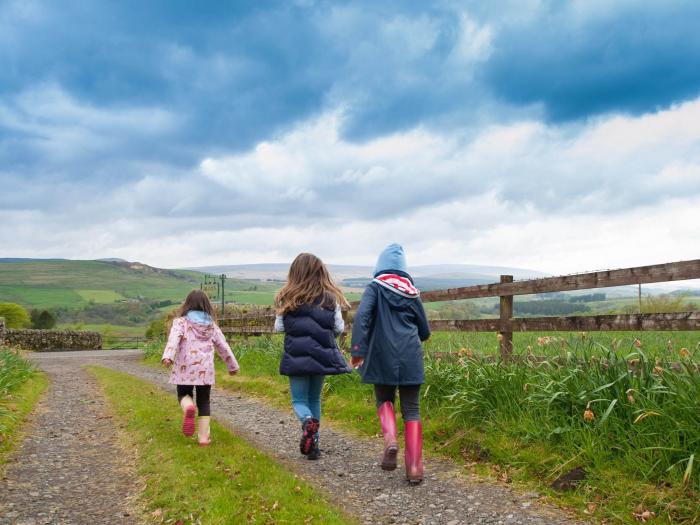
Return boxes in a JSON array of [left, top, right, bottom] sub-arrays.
[[374, 385, 399, 470], [195, 385, 212, 446], [176, 385, 196, 437], [289, 376, 320, 455], [194, 385, 211, 416], [374, 384, 397, 407], [307, 375, 324, 422], [288, 376, 313, 422], [398, 385, 423, 483], [397, 385, 420, 421], [177, 385, 194, 407], [304, 375, 324, 460]]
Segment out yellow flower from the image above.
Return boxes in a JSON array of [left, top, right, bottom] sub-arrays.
[[633, 338, 642, 348], [583, 402, 594, 422], [679, 347, 690, 358]]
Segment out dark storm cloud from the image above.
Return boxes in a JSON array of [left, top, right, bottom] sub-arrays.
[[484, 2, 700, 122], [1, 0, 700, 235]]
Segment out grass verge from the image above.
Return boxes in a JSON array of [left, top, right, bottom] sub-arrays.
[[0, 345, 48, 473], [88, 366, 355, 525], [0, 372, 48, 473]]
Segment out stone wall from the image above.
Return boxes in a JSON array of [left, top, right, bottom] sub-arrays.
[[3, 328, 102, 351], [0, 318, 5, 345]]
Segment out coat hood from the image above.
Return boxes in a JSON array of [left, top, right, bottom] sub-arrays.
[[373, 273, 420, 299], [184, 312, 214, 340], [374, 243, 407, 275]]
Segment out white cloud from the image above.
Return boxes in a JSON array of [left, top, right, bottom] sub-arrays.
[[3, 91, 700, 278], [0, 84, 179, 164]]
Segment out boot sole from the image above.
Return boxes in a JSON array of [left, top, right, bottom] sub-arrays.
[[182, 405, 196, 436], [381, 446, 398, 470]]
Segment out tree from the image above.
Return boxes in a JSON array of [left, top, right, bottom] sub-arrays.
[[0, 303, 31, 328], [32, 310, 57, 329]]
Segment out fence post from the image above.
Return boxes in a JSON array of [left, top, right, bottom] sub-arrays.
[[499, 275, 513, 359]]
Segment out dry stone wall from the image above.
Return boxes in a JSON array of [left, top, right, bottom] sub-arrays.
[[0, 318, 5, 344], [3, 328, 102, 351]]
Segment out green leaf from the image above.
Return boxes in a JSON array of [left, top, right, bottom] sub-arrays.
[[598, 398, 617, 425]]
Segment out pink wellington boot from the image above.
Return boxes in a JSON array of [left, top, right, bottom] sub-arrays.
[[180, 396, 196, 437], [404, 420, 424, 484], [378, 402, 398, 470]]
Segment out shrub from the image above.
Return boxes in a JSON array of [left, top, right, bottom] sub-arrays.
[[0, 303, 31, 329], [30, 309, 57, 329]]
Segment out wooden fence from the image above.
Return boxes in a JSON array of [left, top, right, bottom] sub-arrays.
[[220, 259, 700, 358]]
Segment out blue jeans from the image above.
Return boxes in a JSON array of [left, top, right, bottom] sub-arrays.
[[289, 375, 324, 422]]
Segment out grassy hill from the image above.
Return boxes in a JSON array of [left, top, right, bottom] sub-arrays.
[[0, 259, 284, 310], [0, 260, 205, 309]]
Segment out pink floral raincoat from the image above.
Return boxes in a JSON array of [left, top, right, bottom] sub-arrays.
[[162, 317, 240, 385]]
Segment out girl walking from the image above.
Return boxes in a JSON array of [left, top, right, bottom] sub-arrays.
[[274, 253, 351, 459], [162, 289, 240, 446], [350, 243, 430, 483]]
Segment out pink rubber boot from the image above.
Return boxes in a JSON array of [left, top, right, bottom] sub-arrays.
[[404, 420, 424, 484], [180, 396, 196, 437], [378, 401, 398, 470]]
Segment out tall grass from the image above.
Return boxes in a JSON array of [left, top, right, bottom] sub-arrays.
[[194, 333, 700, 522], [0, 346, 36, 433], [423, 343, 700, 489]]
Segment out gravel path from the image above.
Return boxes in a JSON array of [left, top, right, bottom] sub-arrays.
[[24, 350, 584, 525], [0, 352, 139, 525]]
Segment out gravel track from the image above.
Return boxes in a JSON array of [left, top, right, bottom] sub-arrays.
[[14, 350, 585, 525], [0, 352, 139, 525]]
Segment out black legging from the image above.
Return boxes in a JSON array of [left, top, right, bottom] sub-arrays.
[[177, 385, 211, 416], [374, 384, 421, 421]]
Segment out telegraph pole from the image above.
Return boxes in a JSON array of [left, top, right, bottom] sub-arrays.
[[220, 273, 226, 317]]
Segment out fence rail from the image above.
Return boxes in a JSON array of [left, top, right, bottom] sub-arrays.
[[102, 336, 148, 349], [220, 258, 700, 357]]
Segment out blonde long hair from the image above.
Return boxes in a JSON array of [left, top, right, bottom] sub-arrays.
[[274, 253, 350, 315]]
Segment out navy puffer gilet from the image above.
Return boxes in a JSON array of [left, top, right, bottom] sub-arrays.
[[279, 304, 351, 376]]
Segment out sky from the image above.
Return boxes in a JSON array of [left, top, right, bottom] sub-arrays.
[[1, 0, 699, 274]]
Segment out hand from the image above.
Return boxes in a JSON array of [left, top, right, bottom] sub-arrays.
[[350, 356, 364, 369], [229, 369, 239, 376], [162, 358, 173, 367]]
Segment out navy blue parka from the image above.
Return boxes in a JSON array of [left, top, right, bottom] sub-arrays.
[[350, 270, 431, 385]]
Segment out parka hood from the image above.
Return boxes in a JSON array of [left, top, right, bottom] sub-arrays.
[[184, 315, 214, 340], [373, 273, 420, 300], [374, 243, 407, 275]]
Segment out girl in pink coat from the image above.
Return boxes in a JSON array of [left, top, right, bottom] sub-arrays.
[[162, 290, 240, 445]]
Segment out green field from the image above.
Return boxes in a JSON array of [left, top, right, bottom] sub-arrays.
[[0, 260, 203, 309], [76, 289, 125, 303], [422, 330, 700, 357]]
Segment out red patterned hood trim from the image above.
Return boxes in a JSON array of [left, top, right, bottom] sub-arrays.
[[373, 273, 420, 298]]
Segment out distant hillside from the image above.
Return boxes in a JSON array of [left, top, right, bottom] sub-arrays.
[[0, 258, 68, 263], [187, 262, 548, 283], [0, 260, 204, 309]]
